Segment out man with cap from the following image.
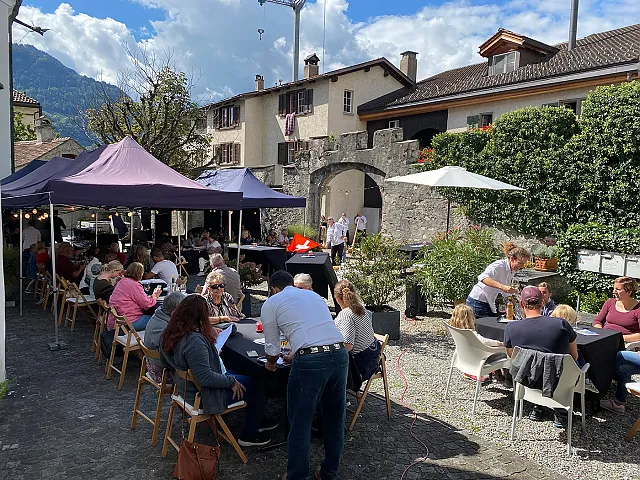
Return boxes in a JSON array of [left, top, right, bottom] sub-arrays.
[[504, 286, 578, 427]]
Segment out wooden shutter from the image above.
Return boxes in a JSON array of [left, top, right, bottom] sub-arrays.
[[277, 142, 287, 165], [305, 89, 313, 114], [215, 108, 221, 129], [278, 94, 287, 115], [466, 115, 479, 130], [232, 106, 240, 126], [234, 143, 241, 164], [212, 145, 219, 163]]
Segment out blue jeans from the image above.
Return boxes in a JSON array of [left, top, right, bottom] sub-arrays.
[[132, 314, 152, 331], [287, 348, 348, 480], [615, 351, 640, 403], [466, 296, 496, 318], [225, 372, 265, 439]]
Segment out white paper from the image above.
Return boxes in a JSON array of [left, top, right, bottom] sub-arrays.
[[259, 357, 285, 365], [216, 325, 233, 351], [253, 338, 266, 345], [575, 328, 599, 336]]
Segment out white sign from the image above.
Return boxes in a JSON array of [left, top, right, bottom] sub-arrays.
[[600, 251, 625, 276], [577, 249, 600, 273], [625, 255, 640, 279]]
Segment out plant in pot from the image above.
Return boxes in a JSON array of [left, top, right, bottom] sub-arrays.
[[342, 234, 410, 340], [532, 244, 559, 272], [2, 246, 20, 303], [238, 261, 263, 316]]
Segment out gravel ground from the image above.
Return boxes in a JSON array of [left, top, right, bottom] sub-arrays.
[[222, 265, 640, 479]]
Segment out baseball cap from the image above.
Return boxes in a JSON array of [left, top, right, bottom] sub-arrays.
[[520, 286, 543, 306]]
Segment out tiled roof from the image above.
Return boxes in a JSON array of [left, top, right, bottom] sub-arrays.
[[358, 24, 640, 114], [203, 57, 414, 109], [12, 90, 40, 106], [14, 138, 73, 168]]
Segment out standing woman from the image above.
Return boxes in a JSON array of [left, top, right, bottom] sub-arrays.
[[466, 243, 530, 318]]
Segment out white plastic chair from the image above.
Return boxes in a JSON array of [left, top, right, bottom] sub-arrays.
[[625, 341, 640, 351], [443, 322, 510, 415], [509, 346, 589, 455]]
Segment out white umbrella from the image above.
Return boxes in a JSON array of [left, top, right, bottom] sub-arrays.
[[386, 166, 524, 232]]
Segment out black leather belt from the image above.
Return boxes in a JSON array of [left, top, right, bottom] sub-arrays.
[[298, 342, 345, 356]]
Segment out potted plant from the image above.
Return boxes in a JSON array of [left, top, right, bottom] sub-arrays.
[[3, 246, 20, 304], [532, 244, 559, 272], [342, 234, 410, 340], [237, 261, 263, 316]]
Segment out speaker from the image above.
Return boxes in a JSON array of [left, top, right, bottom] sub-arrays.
[[405, 283, 428, 317]]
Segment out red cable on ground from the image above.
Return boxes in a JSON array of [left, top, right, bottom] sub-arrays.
[[396, 316, 430, 479]]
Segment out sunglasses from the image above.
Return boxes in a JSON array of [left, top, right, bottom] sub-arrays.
[[208, 283, 226, 289]]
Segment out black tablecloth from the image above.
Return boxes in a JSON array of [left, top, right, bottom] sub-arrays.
[[475, 317, 624, 397], [228, 245, 287, 277], [513, 269, 559, 285], [285, 252, 337, 300], [220, 318, 289, 396]]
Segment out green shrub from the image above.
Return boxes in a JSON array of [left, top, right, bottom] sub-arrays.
[[0, 380, 7, 400], [567, 291, 608, 314], [343, 234, 411, 311], [238, 262, 263, 289], [287, 224, 316, 239], [3, 246, 20, 285], [414, 227, 500, 308]]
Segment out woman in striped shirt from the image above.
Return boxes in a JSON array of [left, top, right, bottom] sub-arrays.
[[333, 280, 381, 380]]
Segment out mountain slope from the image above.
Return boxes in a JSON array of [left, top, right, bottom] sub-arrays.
[[11, 44, 121, 146]]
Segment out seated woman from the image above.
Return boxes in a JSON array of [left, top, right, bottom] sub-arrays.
[[201, 271, 241, 324], [266, 229, 277, 245], [333, 280, 381, 380], [593, 276, 640, 342], [107, 262, 161, 331], [92, 260, 124, 302], [160, 295, 275, 446], [240, 229, 253, 246]]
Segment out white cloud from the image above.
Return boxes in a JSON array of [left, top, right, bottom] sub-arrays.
[[13, 0, 640, 102]]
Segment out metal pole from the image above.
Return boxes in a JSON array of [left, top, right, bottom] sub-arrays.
[[177, 211, 182, 266], [446, 198, 451, 234], [48, 201, 62, 350], [236, 210, 243, 271], [129, 211, 134, 253], [95, 210, 98, 245], [228, 211, 232, 241], [293, 6, 301, 81], [151, 210, 156, 244], [568, 0, 579, 51], [19, 209, 22, 317]]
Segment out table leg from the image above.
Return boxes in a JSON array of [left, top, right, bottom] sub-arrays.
[[625, 417, 640, 442]]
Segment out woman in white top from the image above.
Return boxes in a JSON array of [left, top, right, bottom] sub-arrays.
[[466, 242, 530, 318], [333, 280, 381, 380]]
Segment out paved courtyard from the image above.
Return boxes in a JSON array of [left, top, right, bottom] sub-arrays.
[[0, 296, 565, 480]]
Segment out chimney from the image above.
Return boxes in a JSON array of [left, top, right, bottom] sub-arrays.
[[34, 115, 54, 143], [400, 51, 418, 83], [568, 0, 579, 51], [304, 53, 320, 79], [255, 74, 264, 91]]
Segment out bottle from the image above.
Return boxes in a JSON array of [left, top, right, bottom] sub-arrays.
[[171, 275, 176, 292], [506, 296, 514, 320]]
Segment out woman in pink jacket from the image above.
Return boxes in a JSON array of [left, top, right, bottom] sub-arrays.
[[107, 262, 162, 331]]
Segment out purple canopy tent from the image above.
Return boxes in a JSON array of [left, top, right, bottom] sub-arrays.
[[2, 136, 243, 350]]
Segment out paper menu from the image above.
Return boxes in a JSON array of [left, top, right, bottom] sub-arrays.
[[216, 325, 233, 351], [574, 328, 599, 336]]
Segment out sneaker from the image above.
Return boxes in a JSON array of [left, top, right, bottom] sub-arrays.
[[237, 431, 271, 447], [197, 271, 205, 276], [600, 398, 625, 415], [553, 412, 568, 429], [528, 406, 544, 422], [584, 379, 600, 394], [258, 418, 279, 432]]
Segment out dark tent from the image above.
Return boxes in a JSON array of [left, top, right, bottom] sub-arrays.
[[195, 168, 306, 208], [1, 160, 46, 185], [2, 137, 242, 210]]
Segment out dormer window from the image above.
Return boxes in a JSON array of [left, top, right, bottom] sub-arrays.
[[490, 52, 518, 75]]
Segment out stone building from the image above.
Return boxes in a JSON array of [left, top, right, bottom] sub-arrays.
[[12, 89, 41, 128]]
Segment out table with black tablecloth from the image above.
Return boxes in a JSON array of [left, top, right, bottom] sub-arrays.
[[227, 244, 288, 277], [285, 252, 337, 300], [475, 316, 624, 397]]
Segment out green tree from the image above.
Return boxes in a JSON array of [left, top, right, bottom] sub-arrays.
[[86, 51, 211, 177], [13, 112, 36, 141]]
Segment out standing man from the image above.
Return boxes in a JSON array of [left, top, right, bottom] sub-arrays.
[[354, 212, 367, 236], [337, 212, 350, 243], [262, 271, 347, 480], [22, 219, 41, 276], [325, 217, 346, 266], [52, 210, 66, 244]]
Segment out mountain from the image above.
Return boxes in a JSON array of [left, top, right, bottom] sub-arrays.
[[11, 44, 121, 147]]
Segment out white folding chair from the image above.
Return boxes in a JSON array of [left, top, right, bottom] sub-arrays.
[[509, 346, 589, 455], [443, 322, 510, 415], [625, 341, 640, 351]]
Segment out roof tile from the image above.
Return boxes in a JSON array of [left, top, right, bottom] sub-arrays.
[[12, 90, 40, 106]]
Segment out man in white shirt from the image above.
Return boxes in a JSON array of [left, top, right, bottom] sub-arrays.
[[337, 212, 350, 243], [261, 271, 347, 480], [354, 212, 367, 235], [22, 219, 41, 275], [144, 248, 179, 286], [325, 217, 346, 266]]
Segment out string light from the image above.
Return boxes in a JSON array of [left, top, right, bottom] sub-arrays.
[[13, 213, 18, 218], [91, 214, 95, 218], [25, 213, 30, 219], [108, 215, 113, 220], [43, 213, 48, 218], [114, 212, 119, 216], [32, 208, 37, 214], [127, 212, 132, 217]]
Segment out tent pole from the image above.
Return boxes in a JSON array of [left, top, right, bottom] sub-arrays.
[[130, 210, 134, 254], [95, 210, 98, 246], [177, 211, 182, 271], [236, 210, 243, 271], [151, 210, 156, 244], [228, 211, 232, 241], [48, 201, 63, 351], [19, 209, 23, 317], [185, 211, 189, 242]]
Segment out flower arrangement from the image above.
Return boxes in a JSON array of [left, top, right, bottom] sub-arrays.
[[238, 261, 263, 289], [416, 147, 434, 164]]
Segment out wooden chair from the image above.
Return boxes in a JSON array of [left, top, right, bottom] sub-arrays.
[[131, 339, 169, 446], [237, 293, 246, 319], [105, 308, 144, 390], [63, 281, 98, 331], [347, 333, 392, 431], [162, 369, 248, 464], [55, 276, 71, 325], [625, 385, 640, 441], [92, 299, 109, 363], [34, 264, 47, 299], [175, 254, 190, 278]]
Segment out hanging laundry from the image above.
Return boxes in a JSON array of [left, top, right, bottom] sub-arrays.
[[285, 112, 296, 136]]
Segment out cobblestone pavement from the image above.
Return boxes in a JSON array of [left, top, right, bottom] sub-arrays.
[[0, 298, 567, 480]]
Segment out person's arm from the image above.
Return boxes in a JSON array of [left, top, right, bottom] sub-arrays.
[[261, 300, 281, 370], [481, 276, 516, 294], [623, 333, 640, 343], [592, 299, 610, 328], [132, 282, 157, 309], [335, 312, 355, 351], [475, 331, 503, 347], [143, 270, 157, 280], [184, 335, 236, 389], [569, 340, 579, 361]]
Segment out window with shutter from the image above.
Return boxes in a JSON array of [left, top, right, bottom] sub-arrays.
[[277, 142, 288, 165], [279, 94, 287, 116], [234, 143, 241, 164], [232, 106, 240, 126], [466, 115, 479, 130], [305, 89, 313, 114]]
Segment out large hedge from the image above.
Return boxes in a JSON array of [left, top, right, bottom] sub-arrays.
[[424, 81, 640, 237]]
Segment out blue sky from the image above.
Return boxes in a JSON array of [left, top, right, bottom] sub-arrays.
[[14, 0, 640, 101]]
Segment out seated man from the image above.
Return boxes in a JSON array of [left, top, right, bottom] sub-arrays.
[[207, 253, 242, 303], [276, 228, 289, 246], [504, 286, 578, 428], [54, 242, 86, 283], [144, 248, 179, 285], [293, 273, 313, 291]]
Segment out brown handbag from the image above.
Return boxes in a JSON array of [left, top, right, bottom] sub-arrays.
[[173, 374, 221, 480]]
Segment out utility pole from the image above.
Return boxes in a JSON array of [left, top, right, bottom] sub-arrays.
[[258, 0, 307, 81]]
